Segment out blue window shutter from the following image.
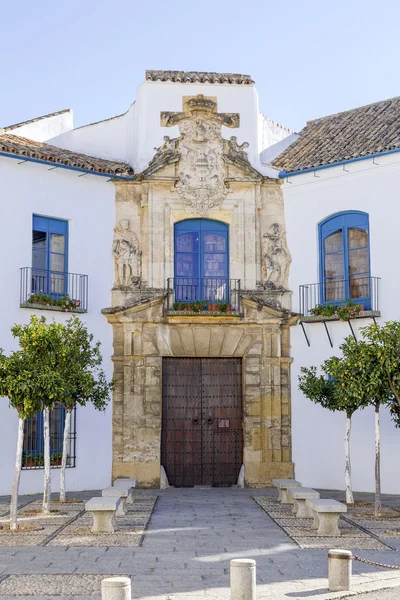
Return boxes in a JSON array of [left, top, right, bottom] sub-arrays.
[[174, 219, 229, 302], [32, 215, 69, 297], [319, 211, 370, 308]]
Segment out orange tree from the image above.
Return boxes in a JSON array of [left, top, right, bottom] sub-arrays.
[[0, 347, 63, 529], [299, 331, 395, 514]]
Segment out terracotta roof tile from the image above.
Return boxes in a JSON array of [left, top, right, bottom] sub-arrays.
[[273, 96, 400, 173], [146, 70, 254, 84], [0, 133, 134, 177]]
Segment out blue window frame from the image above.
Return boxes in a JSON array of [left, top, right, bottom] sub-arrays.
[[174, 219, 229, 302], [32, 215, 68, 298], [319, 211, 371, 309]]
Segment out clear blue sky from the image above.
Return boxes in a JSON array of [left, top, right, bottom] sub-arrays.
[[1, 0, 399, 133]]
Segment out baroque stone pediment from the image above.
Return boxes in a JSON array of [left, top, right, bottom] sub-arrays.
[[141, 94, 263, 214]]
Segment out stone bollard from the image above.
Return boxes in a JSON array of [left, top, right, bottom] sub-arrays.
[[230, 558, 256, 600], [328, 549, 352, 592], [101, 576, 131, 600]]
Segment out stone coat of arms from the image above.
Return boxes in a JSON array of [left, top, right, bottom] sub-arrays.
[[147, 95, 247, 215], [176, 118, 228, 214]]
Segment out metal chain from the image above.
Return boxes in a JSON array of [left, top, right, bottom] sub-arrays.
[[353, 555, 400, 570]]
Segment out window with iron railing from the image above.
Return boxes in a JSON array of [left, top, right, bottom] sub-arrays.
[[22, 404, 76, 469]]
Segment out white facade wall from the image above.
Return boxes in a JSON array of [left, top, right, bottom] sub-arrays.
[[48, 107, 135, 165], [48, 81, 290, 178], [284, 152, 400, 494], [258, 112, 294, 153], [0, 157, 114, 496], [9, 111, 74, 142]]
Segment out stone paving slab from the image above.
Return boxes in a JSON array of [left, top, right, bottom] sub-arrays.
[[1, 489, 400, 598], [254, 496, 394, 550]]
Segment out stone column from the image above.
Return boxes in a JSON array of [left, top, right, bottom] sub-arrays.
[[101, 576, 131, 600], [328, 549, 352, 592], [230, 559, 256, 600]]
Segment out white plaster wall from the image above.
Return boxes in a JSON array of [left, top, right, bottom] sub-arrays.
[[48, 106, 135, 164], [283, 152, 400, 494], [258, 112, 294, 153], [47, 79, 281, 177], [9, 111, 74, 143], [0, 157, 114, 496]]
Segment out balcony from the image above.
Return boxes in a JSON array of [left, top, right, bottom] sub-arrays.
[[20, 267, 88, 313], [166, 277, 241, 315], [298, 276, 380, 346], [299, 275, 380, 321]]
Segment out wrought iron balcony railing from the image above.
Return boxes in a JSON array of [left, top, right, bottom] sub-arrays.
[[299, 275, 380, 317], [20, 267, 88, 312], [166, 277, 241, 313]]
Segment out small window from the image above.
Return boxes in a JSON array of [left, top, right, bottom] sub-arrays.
[[319, 211, 370, 308], [32, 215, 68, 298], [22, 404, 76, 469]]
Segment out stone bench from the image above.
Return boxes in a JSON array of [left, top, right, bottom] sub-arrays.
[[287, 487, 320, 518], [114, 478, 138, 504], [114, 477, 138, 489], [272, 479, 302, 503], [102, 486, 132, 516], [85, 497, 120, 533], [306, 498, 347, 536]]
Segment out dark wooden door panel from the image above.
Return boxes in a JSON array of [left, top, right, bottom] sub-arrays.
[[161, 358, 202, 487], [201, 358, 243, 486], [161, 357, 243, 487]]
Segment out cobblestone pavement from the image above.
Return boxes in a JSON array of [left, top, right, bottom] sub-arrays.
[[1, 488, 400, 599]]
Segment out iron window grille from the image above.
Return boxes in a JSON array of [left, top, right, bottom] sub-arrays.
[[22, 403, 76, 469]]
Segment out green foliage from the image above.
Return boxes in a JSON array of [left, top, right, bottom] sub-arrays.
[[0, 347, 62, 419], [27, 293, 81, 311], [359, 321, 400, 425], [172, 301, 209, 312], [299, 336, 375, 416], [309, 300, 361, 321], [299, 323, 400, 420], [1, 315, 112, 417], [22, 452, 63, 467], [310, 303, 337, 317]]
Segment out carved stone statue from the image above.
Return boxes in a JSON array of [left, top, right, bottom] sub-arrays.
[[262, 223, 292, 290], [112, 219, 141, 288], [226, 136, 250, 161]]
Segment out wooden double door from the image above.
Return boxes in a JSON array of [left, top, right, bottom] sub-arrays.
[[161, 357, 243, 487]]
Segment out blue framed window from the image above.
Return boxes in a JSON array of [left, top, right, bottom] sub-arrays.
[[174, 219, 229, 302], [22, 404, 76, 469], [319, 211, 370, 308], [32, 215, 68, 298]]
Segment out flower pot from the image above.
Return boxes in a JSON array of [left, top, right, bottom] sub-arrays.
[[226, 305, 231, 312]]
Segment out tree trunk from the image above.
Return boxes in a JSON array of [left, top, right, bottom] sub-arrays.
[[43, 408, 51, 515], [345, 413, 354, 504], [375, 402, 382, 517], [10, 417, 24, 531], [59, 409, 71, 503]]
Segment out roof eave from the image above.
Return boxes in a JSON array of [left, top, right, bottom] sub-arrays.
[[279, 147, 400, 179], [0, 150, 135, 181]]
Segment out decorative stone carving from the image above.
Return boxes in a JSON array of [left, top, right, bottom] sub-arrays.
[[161, 94, 240, 128], [226, 136, 250, 161], [112, 219, 141, 288], [262, 223, 292, 290], [144, 136, 181, 176], [175, 118, 229, 215]]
